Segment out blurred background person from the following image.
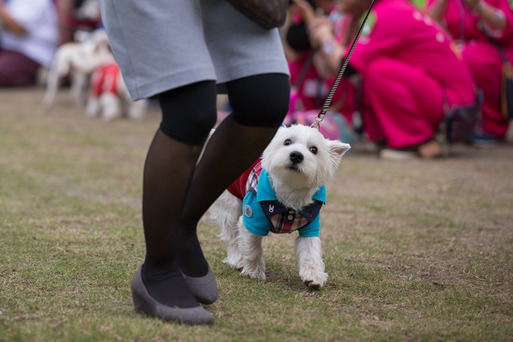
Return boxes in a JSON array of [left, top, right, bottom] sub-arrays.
[[284, 0, 339, 112], [55, 0, 100, 45], [283, 0, 360, 141], [301, 0, 479, 159], [0, 0, 58, 87], [427, 0, 513, 144]]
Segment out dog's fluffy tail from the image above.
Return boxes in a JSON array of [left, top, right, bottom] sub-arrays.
[[209, 190, 245, 269], [209, 191, 242, 241]]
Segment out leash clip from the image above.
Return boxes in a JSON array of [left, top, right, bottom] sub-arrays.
[[311, 109, 327, 130]]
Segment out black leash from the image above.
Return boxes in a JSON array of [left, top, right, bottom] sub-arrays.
[[312, 0, 376, 129]]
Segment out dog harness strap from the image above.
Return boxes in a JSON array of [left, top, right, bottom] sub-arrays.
[[91, 62, 120, 97], [227, 158, 261, 200]]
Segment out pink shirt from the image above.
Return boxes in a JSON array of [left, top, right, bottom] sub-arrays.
[[288, 53, 331, 111], [426, 0, 513, 58], [348, 0, 476, 107]]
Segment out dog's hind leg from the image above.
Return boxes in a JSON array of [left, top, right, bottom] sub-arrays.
[[295, 236, 328, 289], [211, 191, 244, 270], [71, 72, 89, 107], [43, 61, 64, 107], [100, 93, 122, 121], [85, 96, 100, 118], [238, 219, 265, 280]]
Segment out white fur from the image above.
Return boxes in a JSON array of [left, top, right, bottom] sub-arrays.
[[85, 70, 147, 121], [43, 29, 114, 108], [210, 125, 350, 289]]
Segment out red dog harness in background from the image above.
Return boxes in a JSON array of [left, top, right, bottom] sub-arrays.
[[90, 62, 120, 97]]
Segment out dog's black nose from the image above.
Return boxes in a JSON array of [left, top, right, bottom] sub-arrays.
[[289, 151, 304, 164]]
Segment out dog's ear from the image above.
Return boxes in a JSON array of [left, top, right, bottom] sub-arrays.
[[328, 141, 351, 166], [330, 141, 351, 156]]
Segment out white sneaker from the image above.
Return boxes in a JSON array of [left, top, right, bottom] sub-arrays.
[[379, 148, 417, 160]]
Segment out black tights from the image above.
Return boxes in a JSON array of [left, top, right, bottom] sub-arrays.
[[141, 74, 290, 308]]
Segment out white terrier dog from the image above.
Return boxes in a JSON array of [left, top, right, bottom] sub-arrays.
[[209, 124, 350, 289], [43, 29, 114, 108]]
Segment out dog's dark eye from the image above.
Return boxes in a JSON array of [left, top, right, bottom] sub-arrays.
[[284, 139, 292, 146], [309, 146, 318, 154]]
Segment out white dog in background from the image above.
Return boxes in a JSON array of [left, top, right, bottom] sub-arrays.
[[43, 29, 114, 108], [85, 62, 147, 121], [209, 124, 350, 289]]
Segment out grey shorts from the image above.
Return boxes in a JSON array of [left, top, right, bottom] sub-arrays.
[[99, 0, 289, 100]]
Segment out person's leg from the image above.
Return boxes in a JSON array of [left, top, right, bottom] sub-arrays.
[[363, 58, 444, 149], [177, 73, 290, 278], [136, 81, 217, 318], [462, 41, 508, 140]]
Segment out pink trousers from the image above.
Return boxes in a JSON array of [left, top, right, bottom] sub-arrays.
[[362, 58, 445, 149], [0, 49, 41, 87], [463, 40, 509, 138]]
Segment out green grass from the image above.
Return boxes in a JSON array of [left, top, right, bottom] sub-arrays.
[[1, 88, 512, 341]]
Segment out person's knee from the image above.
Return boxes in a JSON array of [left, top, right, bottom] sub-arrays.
[[228, 73, 290, 128], [0, 67, 35, 87], [158, 81, 218, 145]]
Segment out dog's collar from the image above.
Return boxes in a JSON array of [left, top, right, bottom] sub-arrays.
[[254, 169, 326, 204]]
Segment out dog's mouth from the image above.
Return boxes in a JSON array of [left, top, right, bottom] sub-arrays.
[[287, 163, 302, 172]]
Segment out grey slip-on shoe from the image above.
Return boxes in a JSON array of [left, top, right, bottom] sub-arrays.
[[131, 266, 214, 325], [182, 266, 219, 305]]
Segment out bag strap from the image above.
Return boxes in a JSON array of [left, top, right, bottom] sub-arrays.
[[290, 52, 326, 111], [311, 0, 376, 130], [292, 51, 315, 89]]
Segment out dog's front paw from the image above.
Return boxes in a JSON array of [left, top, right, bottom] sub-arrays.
[[222, 256, 244, 271], [241, 268, 266, 280], [300, 270, 328, 290], [240, 261, 266, 281], [304, 278, 324, 290]]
